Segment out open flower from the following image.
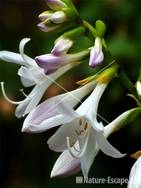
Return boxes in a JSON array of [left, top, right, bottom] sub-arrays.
[[50, 107, 141, 178], [128, 156, 141, 188], [89, 37, 104, 68], [0, 38, 77, 118], [47, 82, 126, 177], [22, 80, 96, 132]]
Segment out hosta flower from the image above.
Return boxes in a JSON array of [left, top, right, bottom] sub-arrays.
[[50, 107, 141, 178], [22, 80, 96, 132], [89, 37, 104, 68], [0, 38, 77, 118], [128, 156, 141, 188], [47, 82, 126, 177]]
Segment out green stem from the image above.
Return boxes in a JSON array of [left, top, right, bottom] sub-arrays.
[[82, 20, 97, 39], [118, 69, 137, 97]]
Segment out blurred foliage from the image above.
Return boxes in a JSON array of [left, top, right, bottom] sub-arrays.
[[0, 0, 141, 187]]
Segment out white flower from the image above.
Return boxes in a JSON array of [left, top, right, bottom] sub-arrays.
[[47, 83, 126, 177], [128, 156, 141, 188], [0, 38, 77, 118], [22, 80, 96, 132], [50, 105, 141, 178]]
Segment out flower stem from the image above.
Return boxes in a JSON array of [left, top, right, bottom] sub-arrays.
[[118, 69, 137, 97], [82, 20, 97, 39]]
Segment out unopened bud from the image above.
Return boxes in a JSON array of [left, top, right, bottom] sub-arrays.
[[51, 37, 73, 56], [51, 11, 67, 24], [46, 0, 67, 11]]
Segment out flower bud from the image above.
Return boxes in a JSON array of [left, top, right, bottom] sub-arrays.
[[46, 0, 67, 11], [51, 11, 67, 24], [37, 22, 59, 32], [51, 37, 73, 56], [35, 54, 64, 74], [38, 11, 53, 21], [96, 20, 106, 37], [89, 37, 104, 68]]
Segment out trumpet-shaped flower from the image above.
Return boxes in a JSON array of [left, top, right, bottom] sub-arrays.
[[128, 156, 141, 188], [0, 38, 77, 118], [22, 80, 96, 133], [89, 37, 104, 68], [47, 83, 126, 177], [50, 106, 141, 177]]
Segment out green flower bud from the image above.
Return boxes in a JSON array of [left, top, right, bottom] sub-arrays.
[[96, 20, 106, 37]]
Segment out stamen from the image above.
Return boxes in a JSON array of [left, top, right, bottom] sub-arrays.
[[84, 122, 89, 130], [66, 131, 89, 159], [75, 129, 84, 136], [20, 89, 28, 97], [79, 118, 83, 125], [1, 82, 25, 105]]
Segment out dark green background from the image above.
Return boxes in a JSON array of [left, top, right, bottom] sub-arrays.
[[0, 0, 141, 187]]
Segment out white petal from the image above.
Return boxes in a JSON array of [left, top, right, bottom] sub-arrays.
[[95, 131, 126, 158], [16, 82, 48, 118], [87, 83, 107, 119], [128, 156, 141, 188], [79, 129, 98, 177], [0, 51, 25, 65], [51, 148, 81, 178], [77, 83, 106, 118], [19, 38, 37, 67], [15, 98, 30, 118], [47, 119, 80, 152], [56, 101, 80, 120], [18, 66, 36, 87]]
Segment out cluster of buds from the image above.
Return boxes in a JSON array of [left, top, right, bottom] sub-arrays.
[[35, 26, 88, 74], [38, 0, 79, 32]]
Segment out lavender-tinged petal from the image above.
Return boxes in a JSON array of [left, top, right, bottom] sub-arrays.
[[35, 54, 65, 74], [22, 81, 95, 133], [38, 22, 59, 32], [51, 147, 81, 178], [89, 47, 104, 68], [51, 38, 73, 56]]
